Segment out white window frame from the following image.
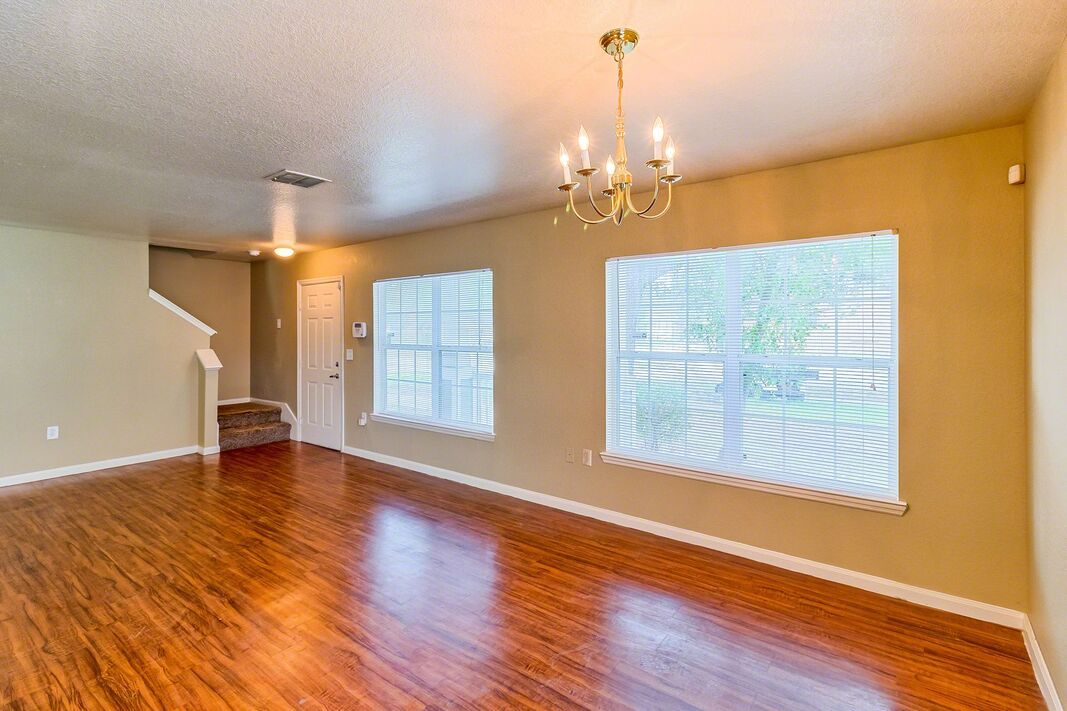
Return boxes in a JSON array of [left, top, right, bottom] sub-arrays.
[[372, 269, 494, 441], [602, 230, 906, 515]]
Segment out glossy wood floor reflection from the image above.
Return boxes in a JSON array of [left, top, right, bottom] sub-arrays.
[[0, 443, 1044, 710]]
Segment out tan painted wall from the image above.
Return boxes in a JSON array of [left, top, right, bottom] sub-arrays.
[[149, 247, 250, 401], [1026, 39, 1067, 707], [251, 127, 1029, 609], [0, 226, 209, 479]]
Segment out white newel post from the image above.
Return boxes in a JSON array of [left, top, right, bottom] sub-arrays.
[[196, 349, 223, 455]]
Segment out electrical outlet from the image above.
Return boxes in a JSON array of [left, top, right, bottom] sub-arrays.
[[46, 425, 59, 440], [582, 449, 593, 466], [358, 412, 368, 426], [565, 447, 575, 463]]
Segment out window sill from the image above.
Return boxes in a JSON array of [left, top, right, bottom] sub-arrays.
[[599, 451, 908, 516], [370, 413, 495, 442]]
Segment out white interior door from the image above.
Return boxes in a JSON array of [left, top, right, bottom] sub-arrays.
[[299, 279, 343, 450]]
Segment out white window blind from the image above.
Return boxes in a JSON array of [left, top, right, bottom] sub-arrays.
[[373, 269, 494, 436], [606, 232, 898, 502]]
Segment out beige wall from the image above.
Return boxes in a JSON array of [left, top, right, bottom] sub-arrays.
[[149, 247, 250, 401], [0, 226, 209, 480], [1026, 39, 1067, 707], [252, 127, 1029, 609]]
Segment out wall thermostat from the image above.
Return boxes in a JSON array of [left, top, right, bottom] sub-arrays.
[[1008, 163, 1026, 185], [352, 321, 367, 338]]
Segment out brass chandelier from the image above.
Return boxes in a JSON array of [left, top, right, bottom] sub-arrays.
[[557, 28, 681, 225]]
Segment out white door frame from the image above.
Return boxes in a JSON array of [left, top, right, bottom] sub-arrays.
[[296, 276, 345, 449]]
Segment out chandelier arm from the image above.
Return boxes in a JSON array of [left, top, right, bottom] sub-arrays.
[[567, 189, 615, 225], [585, 180, 615, 218], [623, 172, 663, 215], [635, 180, 674, 220]]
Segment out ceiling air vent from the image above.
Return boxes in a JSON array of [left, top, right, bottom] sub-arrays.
[[264, 169, 332, 188]]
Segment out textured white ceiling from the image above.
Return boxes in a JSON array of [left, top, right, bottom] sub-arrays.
[[1, 1, 1065, 257]]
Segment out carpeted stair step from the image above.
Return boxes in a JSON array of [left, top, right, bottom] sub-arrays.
[[218, 402, 280, 429], [219, 421, 291, 451]]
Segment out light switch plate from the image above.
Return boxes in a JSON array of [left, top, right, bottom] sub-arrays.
[[346, 348, 354, 361], [582, 449, 593, 466], [276, 318, 282, 329], [46, 425, 59, 440]]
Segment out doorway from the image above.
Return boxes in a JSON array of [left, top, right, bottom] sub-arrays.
[[297, 277, 344, 450]]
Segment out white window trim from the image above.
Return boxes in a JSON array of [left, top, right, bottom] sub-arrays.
[[372, 268, 495, 440], [607, 229, 897, 261], [605, 230, 901, 513], [370, 412, 495, 441], [600, 451, 907, 515]]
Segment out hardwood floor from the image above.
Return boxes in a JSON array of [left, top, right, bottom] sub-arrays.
[[0, 442, 1044, 710]]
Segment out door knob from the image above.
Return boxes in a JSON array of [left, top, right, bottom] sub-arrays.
[[329, 373, 339, 379]]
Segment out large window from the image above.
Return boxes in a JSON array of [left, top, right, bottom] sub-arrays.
[[373, 269, 494, 439], [605, 232, 899, 508]]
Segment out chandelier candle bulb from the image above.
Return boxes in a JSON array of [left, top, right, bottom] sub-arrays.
[[653, 116, 664, 159], [665, 136, 676, 173], [606, 155, 616, 188], [559, 143, 571, 184], [578, 125, 591, 169]]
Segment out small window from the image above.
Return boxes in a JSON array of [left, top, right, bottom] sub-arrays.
[[605, 232, 899, 505], [373, 269, 494, 439]]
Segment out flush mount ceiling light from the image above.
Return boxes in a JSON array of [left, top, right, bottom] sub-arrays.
[[274, 246, 295, 258], [248, 249, 261, 257], [556, 28, 682, 226]]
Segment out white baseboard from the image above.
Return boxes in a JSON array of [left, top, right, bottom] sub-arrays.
[[341, 444, 1026, 630], [198, 445, 221, 455], [1024, 617, 1064, 711], [0, 445, 199, 489], [218, 397, 251, 406], [251, 398, 299, 440]]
